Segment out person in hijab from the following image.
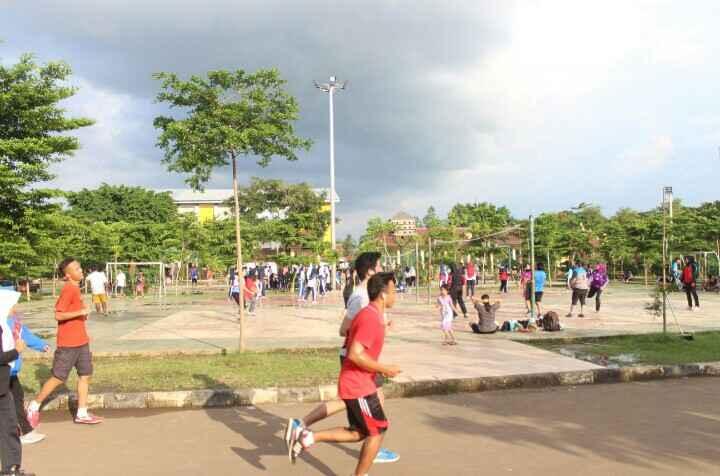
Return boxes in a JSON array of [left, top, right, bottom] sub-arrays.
[[0, 290, 34, 475]]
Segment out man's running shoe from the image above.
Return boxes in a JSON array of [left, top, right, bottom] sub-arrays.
[[74, 413, 103, 425], [291, 429, 314, 463], [284, 418, 303, 461], [374, 448, 400, 464], [25, 405, 40, 429], [20, 430, 45, 445]]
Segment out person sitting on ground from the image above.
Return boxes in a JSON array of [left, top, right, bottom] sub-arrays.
[[470, 294, 501, 334], [703, 274, 720, 293]]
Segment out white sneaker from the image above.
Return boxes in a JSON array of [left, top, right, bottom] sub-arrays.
[[20, 430, 46, 445]]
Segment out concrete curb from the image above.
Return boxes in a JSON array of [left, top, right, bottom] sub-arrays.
[[40, 362, 720, 412]]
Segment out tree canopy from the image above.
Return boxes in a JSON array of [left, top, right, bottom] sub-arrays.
[[66, 184, 177, 224], [0, 53, 93, 278]]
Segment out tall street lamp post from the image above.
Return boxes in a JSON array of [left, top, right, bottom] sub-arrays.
[[315, 76, 347, 287]]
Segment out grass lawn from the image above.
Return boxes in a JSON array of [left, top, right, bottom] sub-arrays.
[[528, 331, 720, 366], [20, 348, 340, 394]]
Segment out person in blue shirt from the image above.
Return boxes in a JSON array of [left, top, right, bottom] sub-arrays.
[[7, 312, 49, 445], [533, 263, 547, 316]]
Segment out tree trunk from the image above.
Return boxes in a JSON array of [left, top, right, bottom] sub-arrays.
[[232, 153, 246, 352]]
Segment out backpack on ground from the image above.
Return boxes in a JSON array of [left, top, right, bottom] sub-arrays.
[[542, 311, 561, 332]]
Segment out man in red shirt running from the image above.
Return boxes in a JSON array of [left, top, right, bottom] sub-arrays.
[[290, 272, 401, 476]]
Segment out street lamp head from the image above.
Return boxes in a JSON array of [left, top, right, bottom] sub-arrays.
[[313, 80, 330, 92], [314, 76, 348, 92]]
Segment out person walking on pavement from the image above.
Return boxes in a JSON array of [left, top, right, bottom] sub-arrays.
[[681, 256, 700, 311], [449, 263, 468, 319]]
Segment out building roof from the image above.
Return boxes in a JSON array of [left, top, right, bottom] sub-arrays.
[[391, 211, 414, 221], [162, 189, 233, 205], [161, 187, 339, 205]]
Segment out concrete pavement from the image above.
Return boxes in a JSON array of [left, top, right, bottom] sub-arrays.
[[23, 378, 720, 475]]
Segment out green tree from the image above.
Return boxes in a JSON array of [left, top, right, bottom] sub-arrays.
[[153, 68, 311, 348], [0, 53, 93, 279], [232, 177, 330, 253], [423, 206, 442, 228], [66, 184, 177, 223], [341, 234, 356, 257]]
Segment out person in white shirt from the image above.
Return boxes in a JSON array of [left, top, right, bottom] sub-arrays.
[[86, 268, 109, 315], [285, 252, 401, 465], [115, 271, 126, 297]]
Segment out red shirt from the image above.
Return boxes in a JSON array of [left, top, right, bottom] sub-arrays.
[[55, 283, 89, 348], [466, 263, 476, 279], [244, 277, 257, 300], [499, 270, 509, 280], [338, 303, 385, 399]]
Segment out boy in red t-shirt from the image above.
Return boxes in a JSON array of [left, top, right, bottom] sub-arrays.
[[290, 273, 401, 476], [243, 274, 258, 315], [26, 257, 103, 427]]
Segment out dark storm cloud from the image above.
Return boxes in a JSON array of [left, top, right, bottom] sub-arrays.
[[3, 0, 512, 235], [6, 1, 720, 237]]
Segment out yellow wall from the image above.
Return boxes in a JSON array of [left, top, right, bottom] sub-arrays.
[[198, 205, 215, 223], [322, 203, 331, 243]]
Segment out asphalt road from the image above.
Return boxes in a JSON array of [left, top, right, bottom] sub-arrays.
[[22, 378, 720, 475]]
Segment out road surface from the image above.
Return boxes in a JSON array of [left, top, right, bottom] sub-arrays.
[[24, 378, 720, 475]]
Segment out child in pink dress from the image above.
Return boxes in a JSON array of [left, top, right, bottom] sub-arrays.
[[436, 285, 461, 345]]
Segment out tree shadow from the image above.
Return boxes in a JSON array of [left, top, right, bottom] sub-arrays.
[[194, 374, 339, 475], [421, 381, 720, 471]]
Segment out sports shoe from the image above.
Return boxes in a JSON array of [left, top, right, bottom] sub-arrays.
[[291, 429, 314, 463], [578, 313, 585, 318], [374, 448, 400, 464], [25, 405, 40, 429], [0, 467, 36, 476], [20, 430, 46, 445], [74, 413, 103, 425], [565, 313, 573, 318], [284, 418, 303, 462]]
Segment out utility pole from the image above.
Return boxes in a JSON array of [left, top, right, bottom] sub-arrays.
[[427, 237, 433, 304], [530, 215, 536, 320], [662, 186, 673, 334], [415, 240, 420, 303]]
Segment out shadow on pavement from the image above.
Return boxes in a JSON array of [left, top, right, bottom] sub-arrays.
[[423, 381, 720, 472], [195, 374, 338, 475]]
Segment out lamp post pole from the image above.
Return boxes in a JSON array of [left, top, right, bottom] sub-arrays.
[[315, 76, 347, 289]]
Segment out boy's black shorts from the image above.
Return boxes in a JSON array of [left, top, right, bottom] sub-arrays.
[[344, 392, 389, 437]]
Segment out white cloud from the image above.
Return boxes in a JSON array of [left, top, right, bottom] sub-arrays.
[[47, 77, 169, 190], [617, 136, 674, 170]]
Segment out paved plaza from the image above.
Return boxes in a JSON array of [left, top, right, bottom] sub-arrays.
[[25, 378, 720, 475], [15, 283, 720, 386]]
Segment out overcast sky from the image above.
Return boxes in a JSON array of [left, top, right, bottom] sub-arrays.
[[4, 0, 720, 237]]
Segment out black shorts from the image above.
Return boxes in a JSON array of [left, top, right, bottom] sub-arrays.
[[524, 284, 532, 300], [191, 277, 198, 284], [344, 392, 389, 437], [535, 291, 543, 302], [572, 289, 588, 306], [52, 344, 93, 381]]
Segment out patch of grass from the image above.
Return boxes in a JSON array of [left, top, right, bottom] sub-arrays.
[[529, 331, 720, 366], [20, 348, 340, 394]]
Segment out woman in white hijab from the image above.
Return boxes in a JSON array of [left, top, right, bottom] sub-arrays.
[[0, 290, 33, 476]]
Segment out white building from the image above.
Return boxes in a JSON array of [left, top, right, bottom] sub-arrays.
[[162, 188, 339, 224], [391, 211, 417, 236]]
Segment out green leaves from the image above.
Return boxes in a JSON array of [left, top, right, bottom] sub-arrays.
[[0, 52, 93, 278], [153, 68, 312, 189]]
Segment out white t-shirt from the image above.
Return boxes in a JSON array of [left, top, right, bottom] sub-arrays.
[[87, 271, 108, 295], [116, 272, 126, 288]]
